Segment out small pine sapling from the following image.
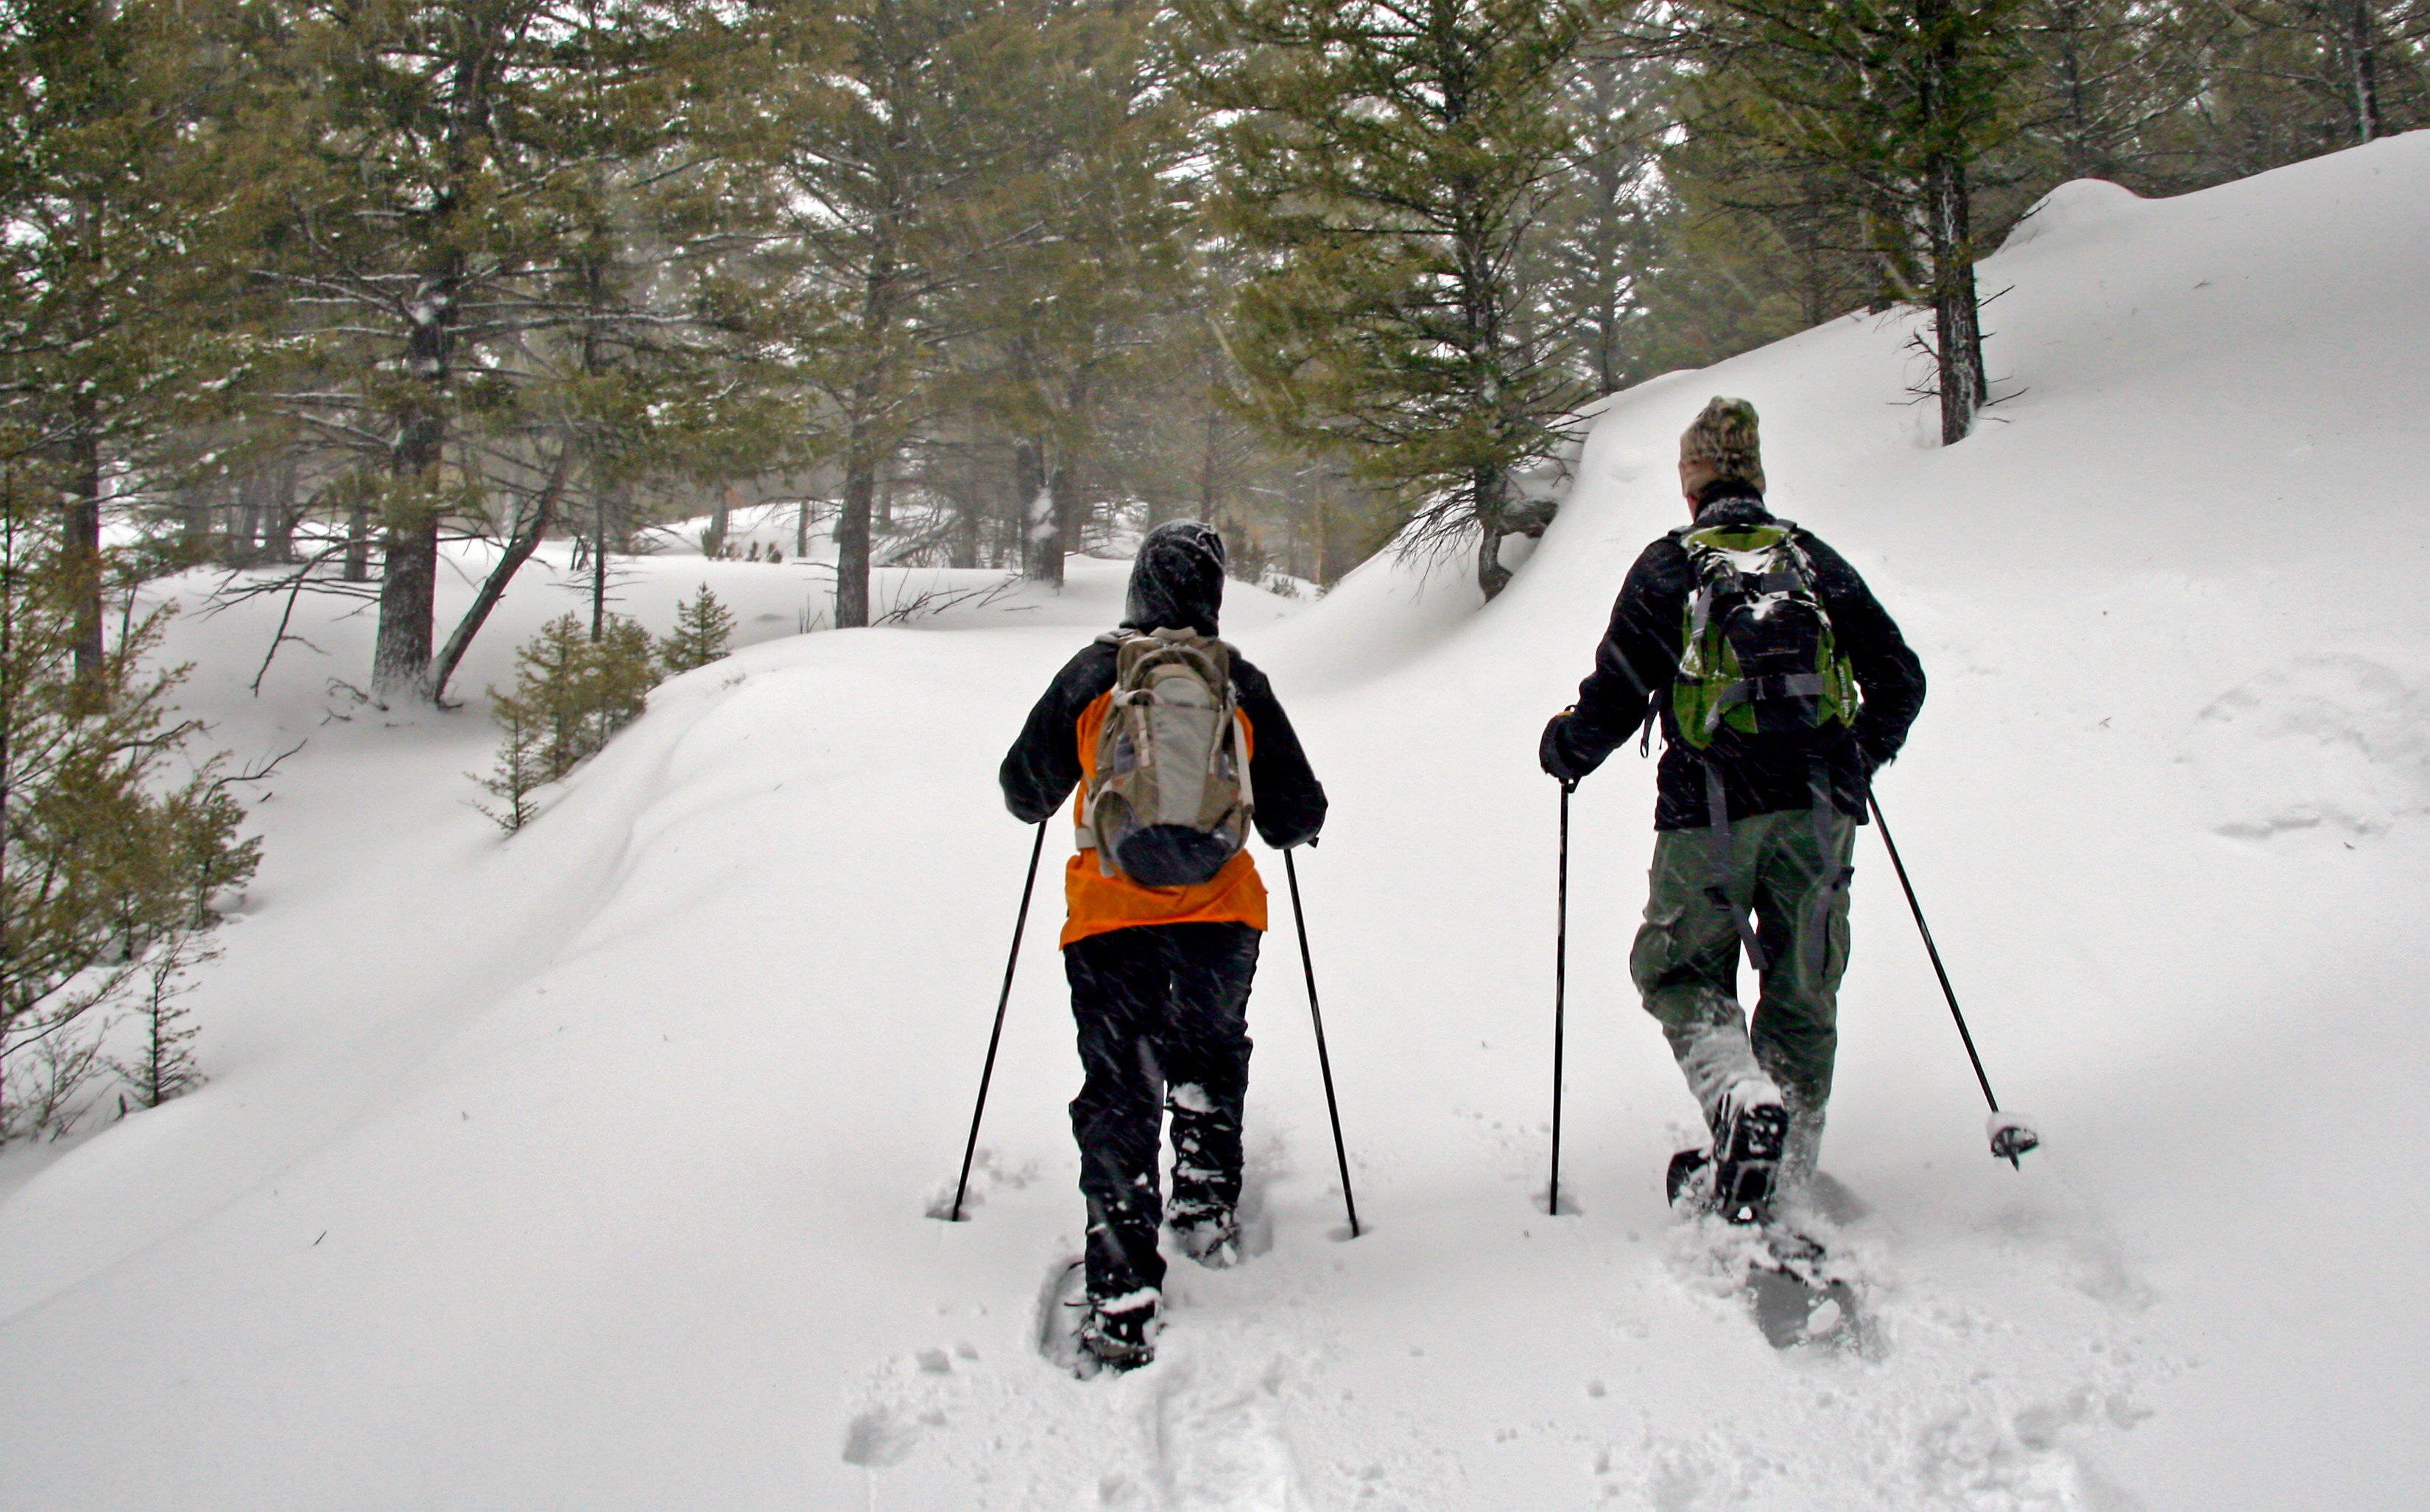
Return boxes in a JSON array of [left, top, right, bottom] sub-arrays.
[[587, 616, 655, 752], [114, 942, 212, 1110], [477, 688, 546, 831], [476, 612, 659, 831], [658, 584, 736, 676]]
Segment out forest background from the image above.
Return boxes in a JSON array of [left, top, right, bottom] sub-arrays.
[[0, 0, 2421, 1131]]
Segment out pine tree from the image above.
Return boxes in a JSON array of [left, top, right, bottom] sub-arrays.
[[658, 585, 736, 676], [937, 0, 1192, 587], [0, 478, 261, 1139], [750, 0, 1024, 629], [1525, 49, 1677, 395], [587, 616, 656, 752], [477, 690, 546, 833], [1681, 0, 2035, 442], [479, 611, 658, 830], [0, 0, 240, 691], [225, 0, 751, 703], [1180, 0, 1597, 599], [115, 945, 211, 1111]]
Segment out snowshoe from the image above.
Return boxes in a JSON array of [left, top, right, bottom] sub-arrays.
[[1744, 1228, 1864, 1352]]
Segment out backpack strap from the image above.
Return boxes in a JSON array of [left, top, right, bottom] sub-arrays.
[[1797, 761, 1854, 978], [1700, 759, 1768, 973]]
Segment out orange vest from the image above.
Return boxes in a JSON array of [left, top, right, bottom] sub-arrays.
[[1060, 689, 1267, 947]]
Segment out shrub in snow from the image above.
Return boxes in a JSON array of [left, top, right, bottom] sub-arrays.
[[658, 584, 736, 678], [480, 613, 656, 832], [0, 508, 261, 1141]]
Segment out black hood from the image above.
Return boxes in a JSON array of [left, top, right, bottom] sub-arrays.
[[1122, 521, 1227, 637]]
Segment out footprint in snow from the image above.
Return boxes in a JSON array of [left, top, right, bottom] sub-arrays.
[[1143, 1353, 1311, 1512]]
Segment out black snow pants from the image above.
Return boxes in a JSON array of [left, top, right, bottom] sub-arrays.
[[1064, 920, 1261, 1301]]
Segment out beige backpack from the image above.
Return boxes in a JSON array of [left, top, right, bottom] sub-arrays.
[[1077, 629, 1254, 886]]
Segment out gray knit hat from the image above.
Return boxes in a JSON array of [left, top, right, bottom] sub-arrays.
[[1679, 396, 1765, 495]]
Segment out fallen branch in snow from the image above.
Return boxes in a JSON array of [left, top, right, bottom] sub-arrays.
[[871, 574, 1022, 626]]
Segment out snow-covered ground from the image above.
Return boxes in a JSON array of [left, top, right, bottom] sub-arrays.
[[5, 133, 2429, 1510]]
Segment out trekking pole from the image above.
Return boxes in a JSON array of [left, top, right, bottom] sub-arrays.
[[1549, 778, 1576, 1216], [946, 820, 1049, 1222], [1283, 846, 1361, 1238], [1865, 788, 2038, 1169]]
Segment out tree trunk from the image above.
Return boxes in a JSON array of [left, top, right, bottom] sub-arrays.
[[2053, 0, 2094, 180], [430, 446, 569, 704], [344, 501, 372, 581], [951, 506, 978, 569], [590, 482, 610, 641], [1473, 464, 1511, 600], [372, 421, 444, 702], [1015, 437, 1060, 584], [64, 421, 103, 693], [835, 417, 877, 628], [371, 270, 456, 702], [266, 464, 301, 564], [229, 478, 263, 569], [1926, 152, 1987, 445], [1197, 350, 1222, 523], [2342, 0, 2383, 143]]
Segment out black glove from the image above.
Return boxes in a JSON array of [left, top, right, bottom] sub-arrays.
[[1856, 730, 1896, 786], [1539, 710, 1598, 786]]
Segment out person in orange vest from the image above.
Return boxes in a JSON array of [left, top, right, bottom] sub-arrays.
[[1000, 522, 1327, 1372]]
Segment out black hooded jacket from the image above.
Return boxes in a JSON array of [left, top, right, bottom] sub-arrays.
[[999, 522, 1327, 849], [1544, 491, 1926, 830]]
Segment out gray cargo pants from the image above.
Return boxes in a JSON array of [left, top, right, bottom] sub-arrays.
[[1630, 803, 1854, 1184]]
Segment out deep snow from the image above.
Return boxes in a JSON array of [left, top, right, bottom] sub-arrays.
[[4, 134, 2429, 1510]]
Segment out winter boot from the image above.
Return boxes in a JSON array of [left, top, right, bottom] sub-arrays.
[[1711, 1078, 1789, 1225], [1077, 1286, 1160, 1373], [1168, 1196, 1242, 1270]]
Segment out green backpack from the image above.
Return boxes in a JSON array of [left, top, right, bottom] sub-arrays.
[[1669, 520, 1859, 749]]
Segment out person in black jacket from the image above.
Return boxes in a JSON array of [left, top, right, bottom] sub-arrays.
[[1001, 521, 1325, 1371], [1540, 398, 1924, 1220]]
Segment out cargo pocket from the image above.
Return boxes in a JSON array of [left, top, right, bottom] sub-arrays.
[[1630, 905, 1688, 997]]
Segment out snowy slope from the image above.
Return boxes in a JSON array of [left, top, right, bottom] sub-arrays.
[[4, 133, 2429, 1511]]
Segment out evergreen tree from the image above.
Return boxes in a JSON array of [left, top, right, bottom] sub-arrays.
[[478, 688, 546, 833], [1681, 0, 2035, 442], [940, 0, 1191, 586], [1180, 0, 1596, 599], [658, 584, 736, 676], [227, 0, 747, 702], [0, 478, 261, 1139], [751, 0, 1019, 629], [1525, 48, 1675, 395], [0, 0, 239, 690], [479, 611, 656, 831], [115, 944, 210, 1111]]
